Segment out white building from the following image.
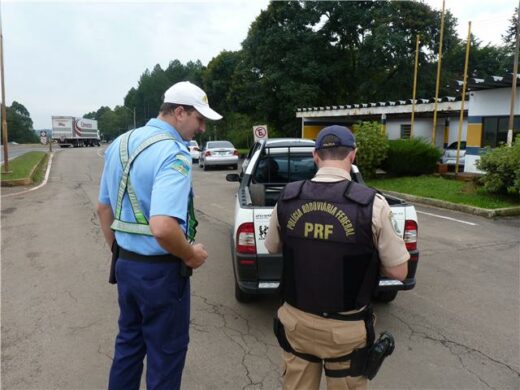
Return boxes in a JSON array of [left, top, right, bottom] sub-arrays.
[[296, 74, 519, 173]]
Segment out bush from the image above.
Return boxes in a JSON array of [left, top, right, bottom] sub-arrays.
[[476, 135, 520, 197], [352, 121, 389, 179], [383, 138, 442, 176]]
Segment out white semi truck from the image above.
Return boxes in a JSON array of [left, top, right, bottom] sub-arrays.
[[51, 116, 100, 147]]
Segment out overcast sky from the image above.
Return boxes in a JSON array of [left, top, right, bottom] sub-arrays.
[[3, 0, 517, 130]]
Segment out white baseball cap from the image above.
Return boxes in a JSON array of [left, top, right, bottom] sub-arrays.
[[163, 81, 222, 120]]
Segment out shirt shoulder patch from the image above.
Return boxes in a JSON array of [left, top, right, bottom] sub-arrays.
[[171, 153, 191, 176], [388, 210, 402, 236]]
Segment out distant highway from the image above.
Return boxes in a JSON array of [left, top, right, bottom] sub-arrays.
[[1, 143, 54, 163]]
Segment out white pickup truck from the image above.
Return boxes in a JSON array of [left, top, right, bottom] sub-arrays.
[[226, 138, 419, 303]]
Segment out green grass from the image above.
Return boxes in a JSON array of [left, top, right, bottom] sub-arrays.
[[1, 151, 47, 181], [237, 148, 249, 157], [366, 175, 520, 209], [31, 153, 49, 184]]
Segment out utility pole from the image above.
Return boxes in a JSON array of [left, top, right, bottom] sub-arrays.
[[410, 34, 420, 138], [455, 22, 472, 175], [507, 2, 519, 147], [432, 0, 446, 146], [0, 3, 9, 173]]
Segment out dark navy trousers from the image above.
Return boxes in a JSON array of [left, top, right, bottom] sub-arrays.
[[108, 258, 190, 390]]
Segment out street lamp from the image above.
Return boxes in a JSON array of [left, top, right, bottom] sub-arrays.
[[123, 106, 136, 130]]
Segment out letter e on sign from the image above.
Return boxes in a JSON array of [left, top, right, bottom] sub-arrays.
[[253, 125, 268, 141]]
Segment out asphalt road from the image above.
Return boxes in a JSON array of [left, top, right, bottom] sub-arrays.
[[1, 146, 519, 389], [0, 143, 52, 163]]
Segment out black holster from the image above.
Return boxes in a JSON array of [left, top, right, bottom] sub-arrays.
[[363, 332, 395, 379], [108, 240, 119, 285]]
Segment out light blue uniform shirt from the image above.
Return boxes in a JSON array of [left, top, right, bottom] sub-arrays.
[[98, 118, 192, 255]]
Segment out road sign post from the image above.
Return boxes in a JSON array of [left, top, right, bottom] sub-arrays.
[[253, 125, 268, 142]]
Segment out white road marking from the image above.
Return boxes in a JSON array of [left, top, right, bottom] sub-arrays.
[[417, 210, 477, 226]]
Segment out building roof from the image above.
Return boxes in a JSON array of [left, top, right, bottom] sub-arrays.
[[296, 74, 517, 118], [296, 96, 465, 119], [452, 73, 520, 91]]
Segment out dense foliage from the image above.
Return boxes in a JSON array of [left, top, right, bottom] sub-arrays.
[[82, 1, 516, 145], [383, 138, 442, 176], [7, 102, 38, 144], [351, 121, 389, 179], [477, 136, 520, 197]]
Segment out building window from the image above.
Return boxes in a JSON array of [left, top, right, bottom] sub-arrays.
[[482, 116, 520, 148], [400, 124, 411, 139]]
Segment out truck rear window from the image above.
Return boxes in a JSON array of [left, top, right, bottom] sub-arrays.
[[253, 154, 316, 184]]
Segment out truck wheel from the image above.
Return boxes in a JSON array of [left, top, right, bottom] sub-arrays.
[[373, 291, 398, 303], [235, 279, 254, 303]]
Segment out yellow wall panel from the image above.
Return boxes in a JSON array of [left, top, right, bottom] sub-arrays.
[[466, 123, 482, 147], [302, 125, 324, 140]]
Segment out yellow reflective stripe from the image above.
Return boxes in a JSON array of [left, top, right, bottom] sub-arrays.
[[111, 219, 153, 236], [127, 177, 147, 224], [115, 131, 132, 219]]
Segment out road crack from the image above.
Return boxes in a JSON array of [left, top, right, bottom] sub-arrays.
[[390, 312, 519, 389], [192, 293, 280, 389]]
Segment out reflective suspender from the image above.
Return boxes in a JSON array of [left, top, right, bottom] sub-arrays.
[[111, 130, 177, 236]]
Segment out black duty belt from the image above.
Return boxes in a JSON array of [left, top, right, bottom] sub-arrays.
[[319, 309, 370, 321], [119, 247, 181, 264]]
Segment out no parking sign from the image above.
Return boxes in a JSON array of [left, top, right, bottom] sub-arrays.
[[40, 130, 48, 145], [253, 125, 268, 141]]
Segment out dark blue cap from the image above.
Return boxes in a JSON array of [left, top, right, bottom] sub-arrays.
[[315, 125, 356, 150]]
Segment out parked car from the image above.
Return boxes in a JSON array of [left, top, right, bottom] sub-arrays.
[[189, 140, 201, 162], [226, 138, 419, 303], [199, 140, 239, 170], [441, 141, 466, 166]]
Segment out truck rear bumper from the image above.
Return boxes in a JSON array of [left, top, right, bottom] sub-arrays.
[[235, 250, 419, 295]]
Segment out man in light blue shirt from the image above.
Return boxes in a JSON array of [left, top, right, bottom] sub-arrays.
[[97, 81, 222, 390]]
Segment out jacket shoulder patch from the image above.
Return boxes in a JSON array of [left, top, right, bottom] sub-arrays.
[[171, 153, 191, 176]]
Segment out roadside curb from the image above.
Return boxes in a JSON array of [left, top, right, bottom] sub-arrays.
[[1, 152, 54, 197], [378, 190, 520, 218], [1, 153, 49, 187]]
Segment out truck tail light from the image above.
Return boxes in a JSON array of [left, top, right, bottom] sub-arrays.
[[236, 223, 257, 254], [404, 220, 418, 252], [205, 151, 211, 157]]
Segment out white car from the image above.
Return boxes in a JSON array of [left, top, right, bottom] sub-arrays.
[[441, 141, 466, 166], [199, 140, 239, 170], [189, 140, 201, 162]]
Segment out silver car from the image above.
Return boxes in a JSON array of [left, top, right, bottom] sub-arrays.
[[199, 140, 239, 170], [441, 141, 466, 166]]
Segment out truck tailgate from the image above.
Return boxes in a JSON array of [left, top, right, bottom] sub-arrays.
[[253, 208, 273, 255]]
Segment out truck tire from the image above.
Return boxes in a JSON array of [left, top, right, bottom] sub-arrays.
[[235, 279, 254, 303], [373, 291, 398, 303]]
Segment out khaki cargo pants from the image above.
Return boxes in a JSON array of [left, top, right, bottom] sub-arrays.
[[278, 303, 368, 390]]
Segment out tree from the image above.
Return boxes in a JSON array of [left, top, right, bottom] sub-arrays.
[[502, 7, 518, 50], [230, 1, 331, 135], [6, 101, 38, 143], [498, 7, 518, 72], [233, 0, 462, 135]]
